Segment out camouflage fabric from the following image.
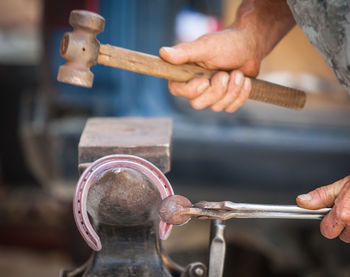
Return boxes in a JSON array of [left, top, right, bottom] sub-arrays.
[[287, 0, 350, 94]]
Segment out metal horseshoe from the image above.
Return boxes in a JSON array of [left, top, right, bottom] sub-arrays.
[[73, 154, 174, 251]]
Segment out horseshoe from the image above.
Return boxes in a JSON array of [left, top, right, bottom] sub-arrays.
[[73, 154, 174, 251]]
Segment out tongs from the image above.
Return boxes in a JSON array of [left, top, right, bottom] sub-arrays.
[[159, 195, 331, 277], [159, 195, 331, 225], [192, 200, 331, 220]]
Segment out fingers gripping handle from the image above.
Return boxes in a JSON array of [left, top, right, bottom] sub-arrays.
[[98, 44, 306, 110]]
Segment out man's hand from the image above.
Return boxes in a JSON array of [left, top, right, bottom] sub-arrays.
[[297, 176, 350, 243], [159, 0, 295, 113], [159, 29, 257, 113]]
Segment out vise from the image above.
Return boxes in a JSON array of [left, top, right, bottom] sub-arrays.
[[60, 117, 206, 277]]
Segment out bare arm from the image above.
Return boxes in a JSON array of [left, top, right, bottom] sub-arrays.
[[234, 0, 296, 63]]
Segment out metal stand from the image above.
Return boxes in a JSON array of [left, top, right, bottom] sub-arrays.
[[208, 220, 226, 277], [61, 118, 172, 277], [60, 117, 207, 277]]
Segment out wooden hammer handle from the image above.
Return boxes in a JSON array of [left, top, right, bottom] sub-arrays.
[[98, 44, 306, 110]]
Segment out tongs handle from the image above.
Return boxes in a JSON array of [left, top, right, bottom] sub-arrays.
[[193, 201, 331, 220], [159, 195, 332, 226]]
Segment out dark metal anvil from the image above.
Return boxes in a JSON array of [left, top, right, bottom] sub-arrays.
[[60, 118, 206, 277]]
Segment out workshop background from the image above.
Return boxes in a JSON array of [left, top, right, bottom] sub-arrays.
[[1, 0, 350, 276]]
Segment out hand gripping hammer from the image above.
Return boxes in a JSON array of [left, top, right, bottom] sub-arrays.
[[57, 10, 306, 110]]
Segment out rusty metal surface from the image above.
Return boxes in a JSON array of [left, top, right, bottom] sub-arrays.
[[62, 117, 174, 276], [78, 117, 172, 173], [74, 155, 174, 251], [87, 168, 161, 225], [85, 167, 170, 276], [65, 167, 172, 277]]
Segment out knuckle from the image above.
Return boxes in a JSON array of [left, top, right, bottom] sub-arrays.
[[187, 87, 200, 99], [338, 208, 350, 223], [168, 82, 179, 95], [213, 87, 225, 98], [227, 85, 240, 98], [210, 105, 223, 112], [340, 227, 350, 243], [226, 84, 241, 101], [242, 78, 252, 93], [198, 34, 211, 44], [242, 90, 250, 101], [314, 186, 329, 203], [170, 82, 196, 98], [244, 58, 260, 77], [168, 87, 178, 96], [343, 175, 350, 185], [320, 221, 336, 239], [234, 99, 245, 109], [190, 100, 202, 110], [321, 231, 334, 240], [225, 106, 236, 113], [238, 89, 250, 103], [340, 235, 350, 243]]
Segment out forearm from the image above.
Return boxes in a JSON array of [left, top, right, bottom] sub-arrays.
[[232, 0, 296, 59]]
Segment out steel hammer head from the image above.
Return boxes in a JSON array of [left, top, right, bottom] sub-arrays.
[[57, 10, 105, 88]]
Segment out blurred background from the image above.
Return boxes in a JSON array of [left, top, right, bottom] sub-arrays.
[[1, 0, 350, 276]]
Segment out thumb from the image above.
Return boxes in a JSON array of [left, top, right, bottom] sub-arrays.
[[159, 39, 209, 65], [296, 178, 346, 209]]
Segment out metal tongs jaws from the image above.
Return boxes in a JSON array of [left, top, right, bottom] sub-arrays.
[[190, 201, 331, 221]]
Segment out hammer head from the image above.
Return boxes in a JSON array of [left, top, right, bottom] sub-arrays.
[[57, 10, 105, 88]]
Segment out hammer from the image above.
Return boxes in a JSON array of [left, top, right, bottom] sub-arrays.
[[57, 10, 306, 110]]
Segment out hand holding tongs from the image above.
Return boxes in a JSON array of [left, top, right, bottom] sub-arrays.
[[159, 195, 331, 225]]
